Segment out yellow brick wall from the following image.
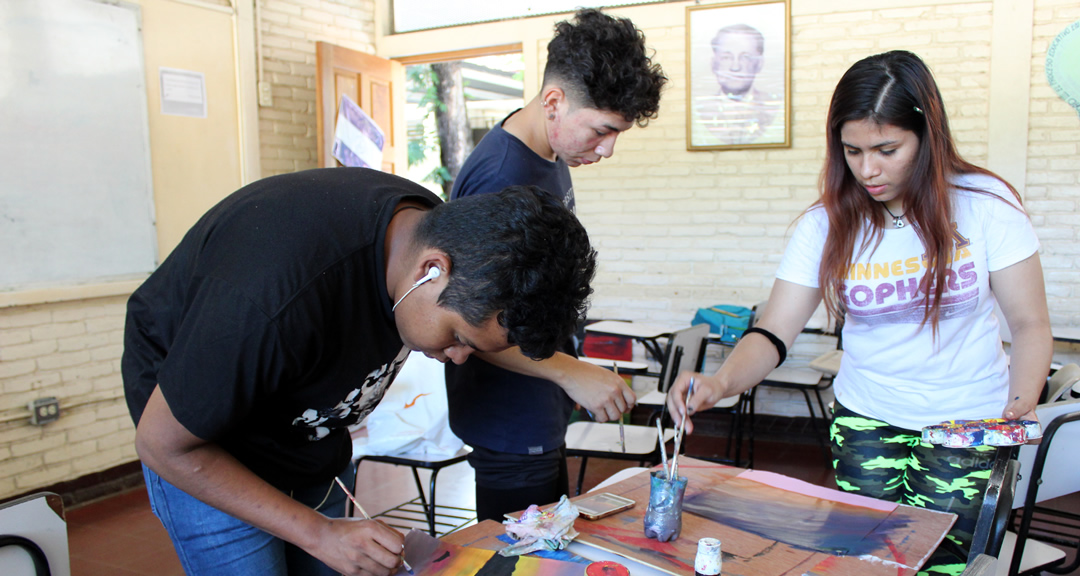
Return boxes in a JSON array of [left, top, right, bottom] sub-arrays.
[[258, 0, 377, 176], [0, 297, 132, 498]]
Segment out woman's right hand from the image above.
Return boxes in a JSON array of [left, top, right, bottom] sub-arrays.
[[667, 370, 730, 436]]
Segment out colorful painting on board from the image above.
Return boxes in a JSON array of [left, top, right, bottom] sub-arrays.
[[399, 529, 587, 576], [683, 475, 898, 557], [569, 461, 954, 575]]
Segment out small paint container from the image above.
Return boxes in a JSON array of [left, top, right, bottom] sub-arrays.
[[694, 537, 722, 576], [643, 470, 688, 543]]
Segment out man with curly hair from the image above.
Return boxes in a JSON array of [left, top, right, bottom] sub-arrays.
[[447, 8, 667, 521], [122, 168, 596, 576]]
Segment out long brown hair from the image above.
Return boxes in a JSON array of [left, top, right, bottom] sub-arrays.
[[817, 51, 1020, 334]]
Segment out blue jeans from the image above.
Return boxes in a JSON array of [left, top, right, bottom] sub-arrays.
[[143, 464, 355, 576]]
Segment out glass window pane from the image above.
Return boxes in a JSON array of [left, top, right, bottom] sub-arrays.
[[394, 0, 656, 33]]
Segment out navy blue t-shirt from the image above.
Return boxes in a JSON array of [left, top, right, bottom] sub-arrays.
[[446, 112, 577, 455], [122, 168, 440, 489]]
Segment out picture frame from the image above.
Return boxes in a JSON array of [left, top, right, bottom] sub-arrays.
[[686, 0, 791, 151]]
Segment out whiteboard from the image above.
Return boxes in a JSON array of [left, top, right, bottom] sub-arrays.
[[0, 0, 156, 291]]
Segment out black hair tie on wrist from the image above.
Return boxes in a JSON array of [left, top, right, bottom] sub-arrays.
[[743, 326, 787, 367]]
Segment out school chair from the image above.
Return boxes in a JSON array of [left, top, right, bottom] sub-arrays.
[[997, 399, 1080, 576], [1045, 363, 1080, 404], [350, 447, 473, 537], [0, 492, 68, 576], [348, 355, 474, 537], [565, 325, 708, 495]]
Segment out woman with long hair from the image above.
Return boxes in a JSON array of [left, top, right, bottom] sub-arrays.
[[669, 50, 1051, 573]]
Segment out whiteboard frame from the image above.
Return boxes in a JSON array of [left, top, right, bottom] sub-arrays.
[[0, 0, 158, 295]]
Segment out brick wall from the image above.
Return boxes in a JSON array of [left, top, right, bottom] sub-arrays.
[[0, 297, 133, 499], [258, 0, 376, 176], [1029, 0, 1080, 330]]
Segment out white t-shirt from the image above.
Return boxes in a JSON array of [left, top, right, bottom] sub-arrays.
[[775, 174, 1040, 430]]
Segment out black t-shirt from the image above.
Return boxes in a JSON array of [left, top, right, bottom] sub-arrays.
[[122, 168, 440, 489], [446, 113, 577, 455]]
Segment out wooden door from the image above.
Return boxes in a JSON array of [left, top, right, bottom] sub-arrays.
[[316, 42, 404, 174]]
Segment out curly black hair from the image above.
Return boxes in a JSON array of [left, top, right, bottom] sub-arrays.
[[413, 186, 597, 360], [543, 8, 667, 127]]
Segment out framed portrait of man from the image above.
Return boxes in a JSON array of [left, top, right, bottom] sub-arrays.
[[686, 0, 790, 151]]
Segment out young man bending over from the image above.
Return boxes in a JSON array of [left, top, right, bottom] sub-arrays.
[[123, 168, 597, 576]]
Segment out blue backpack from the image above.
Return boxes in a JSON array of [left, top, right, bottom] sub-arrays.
[[691, 305, 752, 344]]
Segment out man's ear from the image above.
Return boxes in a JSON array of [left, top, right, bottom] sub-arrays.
[[541, 86, 566, 115], [414, 250, 452, 285]]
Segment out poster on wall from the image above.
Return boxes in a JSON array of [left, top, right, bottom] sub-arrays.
[[686, 0, 790, 151], [332, 94, 385, 169], [1047, 19, 1080, 117]]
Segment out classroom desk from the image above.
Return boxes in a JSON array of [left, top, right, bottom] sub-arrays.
[[584, 321, 691, 367], [442, 458, 955, 576]]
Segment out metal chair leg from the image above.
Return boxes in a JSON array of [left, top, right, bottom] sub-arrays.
[[409, 466, 428, 511], [797, 389, 830, 466], [575, 456, 590, 496], [747, 388, 757, 469], [427, 467, 442, 536]]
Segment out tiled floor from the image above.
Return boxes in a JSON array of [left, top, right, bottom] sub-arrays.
[[63, 429, 1079, 576], [67, 488, 185, 576]]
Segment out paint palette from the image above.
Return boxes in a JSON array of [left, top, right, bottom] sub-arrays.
[[922, 418, 1042, 448]]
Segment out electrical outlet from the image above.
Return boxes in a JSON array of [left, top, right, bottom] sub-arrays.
[[29, 397, 60, 425], [258, 81, 273, 107]]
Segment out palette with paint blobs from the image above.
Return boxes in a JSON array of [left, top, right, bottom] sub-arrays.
[[922, 418, 1042, 448]]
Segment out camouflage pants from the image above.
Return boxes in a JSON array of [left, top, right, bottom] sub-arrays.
[[830, 403, 995, 575]]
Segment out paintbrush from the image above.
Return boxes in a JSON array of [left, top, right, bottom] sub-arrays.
[[615, 363, 625, 453], [655, 419, 668, 477], [670, 378, 694, 481], [334, 477, 414, 575]]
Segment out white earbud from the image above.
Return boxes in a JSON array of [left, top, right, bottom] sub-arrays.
[[415, 266, 441, 287], [392, 266, 442, 312]]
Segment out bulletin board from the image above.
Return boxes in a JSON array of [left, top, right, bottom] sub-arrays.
[[0, 0, 157, 292]]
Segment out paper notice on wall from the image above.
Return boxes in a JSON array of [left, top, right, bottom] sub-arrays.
[[332, 94, 385, 169], [159, 67, 207, 118]]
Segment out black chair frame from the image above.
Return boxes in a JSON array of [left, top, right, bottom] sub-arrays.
[[969, 445, 1020, 564], [352, 450, 473, 537], [1006, 411, 1080, 576]]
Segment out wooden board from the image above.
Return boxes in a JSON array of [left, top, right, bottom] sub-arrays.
[[445, 458, 957, 576], [571, 459, 956, 576]]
